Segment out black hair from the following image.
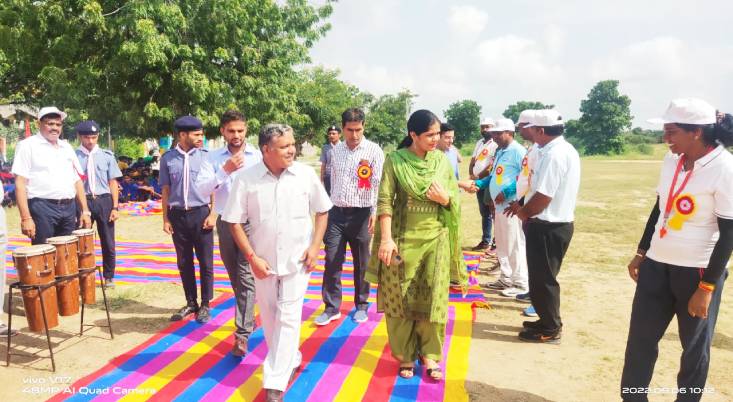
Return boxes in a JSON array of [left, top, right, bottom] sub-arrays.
[[544, 125, 564, 137], [341, 108, 365, 126], [219, 109, 246, 128], [677, 113, 733, 147], [440, 122, 454, 133], [327, 125, 341, 133], [398, 109, 441, 149]]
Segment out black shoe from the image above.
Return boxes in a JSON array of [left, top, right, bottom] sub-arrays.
[[522, 320, 542, 329], [104, 278, 115, 289], [171, 304, 198, 321], [196, 305, 211, 323], [518, 328, 561, 344], [471, 240, 490, 251]]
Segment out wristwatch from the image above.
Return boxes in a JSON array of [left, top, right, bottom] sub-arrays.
[[82, 210, 92, 216], [112, 206, 119, 211]]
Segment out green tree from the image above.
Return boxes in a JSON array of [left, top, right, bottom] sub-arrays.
[[502, 101, 554, 123], [0, 0, 334, 139], [365, 90, 414, 147], [576, 80, 633, 155], [444, 100, 481, 147], [292, 66, 371, 147]]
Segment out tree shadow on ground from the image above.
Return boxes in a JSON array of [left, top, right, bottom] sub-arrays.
[[466, 380, 554, 402]]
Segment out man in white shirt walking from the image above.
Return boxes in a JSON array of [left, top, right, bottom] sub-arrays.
[[197, 110, 262, 357], [513, 109, 580, 344], [223, 124, 331, 402]]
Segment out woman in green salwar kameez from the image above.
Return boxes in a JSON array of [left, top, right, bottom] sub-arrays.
[[365, 109, 467, 381]]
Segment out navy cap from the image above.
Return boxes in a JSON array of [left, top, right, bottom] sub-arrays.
[[327, 125, 341, 133], [174, 116, 203, 132], [75, 120, 100, 135]]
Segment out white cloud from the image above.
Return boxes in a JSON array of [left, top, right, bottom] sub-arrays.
[[475, 35, 562, 82], [592, 37, 687, 82], [448, 5, 489, 35], [347, 64, 415, 97]]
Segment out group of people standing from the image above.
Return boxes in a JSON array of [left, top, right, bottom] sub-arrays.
[[2, 97, 731, 402]]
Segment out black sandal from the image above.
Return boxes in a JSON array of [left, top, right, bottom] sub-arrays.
[[398, 366, 415, 379], [426, 366, 443, 381]]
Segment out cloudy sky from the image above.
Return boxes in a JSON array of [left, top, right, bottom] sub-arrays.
[[307, 0, 733, 127]]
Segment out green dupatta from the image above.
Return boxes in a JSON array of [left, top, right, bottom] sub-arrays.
[[367, 148, 467, 288]]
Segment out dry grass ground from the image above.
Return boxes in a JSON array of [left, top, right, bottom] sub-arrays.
[[1, 148, 731, 401]]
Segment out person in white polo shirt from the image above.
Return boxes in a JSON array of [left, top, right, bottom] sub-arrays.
[[12, 106, 92, 244], [512, 109, 580, 344], [621, 99, 733, 402], [461, 118, 528, 296], [223, 124, 332, 402], [468, 117, 498, 253]]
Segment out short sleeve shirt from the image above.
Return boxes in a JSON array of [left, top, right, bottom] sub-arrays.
[[471, 138, 498, 177], [516, 143, 538, 198], [75, 148, 123, 195], [222, 161, 333, 276], [12, 134, 83, 199], [647, 146, 733, 268], [320, 142, 339, 177], [329, 139, 385, 209], [488, 140, 527, 208], [527, 136, 581, 222], [159, 147, 210, 208]]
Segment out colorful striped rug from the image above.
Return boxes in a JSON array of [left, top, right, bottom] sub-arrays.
[[5, 237, 483, 401], [44, 295, 475, 401], [6, 238, 485, 304]]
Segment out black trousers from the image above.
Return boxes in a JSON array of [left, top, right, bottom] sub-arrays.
[[324, 175, 332, 196], [621, 259, 727, 402], [29, 198, 77, 245], [525, 220, 574, 333], [87, 194, 116, 280], [168, 206, 214, 304], [322, 206, 371, 314]]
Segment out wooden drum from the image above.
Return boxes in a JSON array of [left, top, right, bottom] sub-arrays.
[[12, 245, 59, 332], [47, 236, 81, 316], [72, 229, 97, 304]]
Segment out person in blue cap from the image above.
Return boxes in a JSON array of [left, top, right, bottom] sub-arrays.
[[160, 115, 217, 323], [75, 120, 123, 289]]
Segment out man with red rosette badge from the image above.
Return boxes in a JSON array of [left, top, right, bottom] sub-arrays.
[[621, 98, 733, 402], [316, 108, 385, 326]]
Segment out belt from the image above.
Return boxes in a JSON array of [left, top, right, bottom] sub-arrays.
[[86, 193, 111, 199], [169, 205, 208, 212], [528, 217, 570, 225], [35, 198, 74, 205], [332, 206, 371, 214]]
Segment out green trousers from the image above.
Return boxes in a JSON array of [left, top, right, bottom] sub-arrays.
[[386, 316, 445, 363]]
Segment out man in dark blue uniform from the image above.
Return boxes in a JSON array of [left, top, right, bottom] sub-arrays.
[[160, 116, 217, 323], [75, 120, 122, 288]]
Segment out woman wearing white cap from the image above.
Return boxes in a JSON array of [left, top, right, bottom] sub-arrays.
[[621, 99, 733, 401]]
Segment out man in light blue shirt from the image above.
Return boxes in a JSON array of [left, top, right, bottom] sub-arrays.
[[472, 118, 528, 296], [196, 110, 262, 357], [438, 122, 460, 179]]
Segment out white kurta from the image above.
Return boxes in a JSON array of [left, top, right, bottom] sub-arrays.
[[222, 161, 332, 391]]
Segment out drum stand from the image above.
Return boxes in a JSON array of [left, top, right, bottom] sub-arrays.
[[79, 266, 114, 339], [4, 266, 114, 372], [5, 281, 58, 371]]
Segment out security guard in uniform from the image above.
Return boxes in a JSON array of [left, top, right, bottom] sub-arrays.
[[160, 116, 217, 324], [75, 120, 122, 288]]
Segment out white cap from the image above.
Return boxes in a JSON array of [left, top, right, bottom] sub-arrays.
[[525, 109, 564, 128], [489, 118, 516, 132], [516, 109, 536, 125], [480, 117, 495, 127], [647, 98, 716, 125], [38, 106, 67, 121]]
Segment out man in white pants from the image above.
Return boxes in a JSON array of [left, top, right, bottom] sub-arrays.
[[472, 118, 529, 295], [223, 124, 331, 402]]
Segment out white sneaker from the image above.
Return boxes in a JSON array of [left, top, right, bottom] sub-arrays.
[[500, 287, 528, 298]]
